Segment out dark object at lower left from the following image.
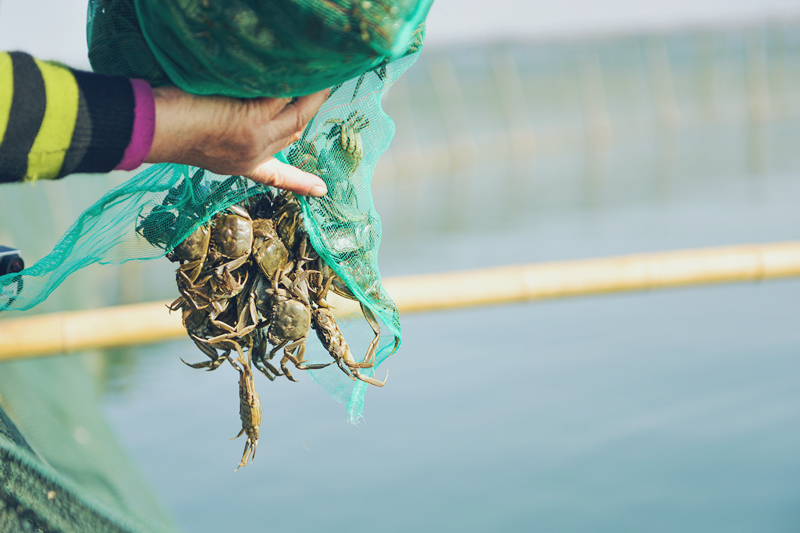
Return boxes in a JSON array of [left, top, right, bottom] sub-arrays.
[[0, 246, 24, 276], [0, 246, 24, 311]]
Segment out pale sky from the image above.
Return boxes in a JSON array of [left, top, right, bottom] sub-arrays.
[[424, 0, 800, 46], [1, 0, 799, 68]]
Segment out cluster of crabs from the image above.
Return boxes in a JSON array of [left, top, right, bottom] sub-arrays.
[[167, 190, 387, 470]]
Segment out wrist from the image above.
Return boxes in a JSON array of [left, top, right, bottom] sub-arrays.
[[115, 79, 156, 170], [144, 86, 181, 164]]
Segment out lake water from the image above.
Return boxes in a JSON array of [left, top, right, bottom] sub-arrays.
[[2, 22, 800, 533], [103, 35, 800, 529], [98, 163, 800, 531], [105, 279, 800, 532]]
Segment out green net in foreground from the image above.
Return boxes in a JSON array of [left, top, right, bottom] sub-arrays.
[[0, 355, 179, 533], [0, 432, 165, 533]]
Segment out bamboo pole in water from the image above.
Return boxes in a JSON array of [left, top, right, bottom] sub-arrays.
[[1, 241, 800, 361]]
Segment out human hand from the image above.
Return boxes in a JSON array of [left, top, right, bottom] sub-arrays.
[[144, 86, 329, 196]]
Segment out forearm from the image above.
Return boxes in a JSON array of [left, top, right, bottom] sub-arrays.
[[0, 51, 329, 196], [0, 52, 153, 183]]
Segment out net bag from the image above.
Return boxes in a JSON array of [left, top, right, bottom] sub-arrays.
[[87, 0, 430, 97], [1, 1, 429, 422]]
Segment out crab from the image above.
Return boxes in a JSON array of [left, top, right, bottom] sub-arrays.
[[184, 275, 265, 367], [207, 204, 254, 298], [349, 65, 387, 103], [307, 266, 389, 387], [211, 205, 253, 262], [248, 273, 284, 381], [271, 191, 306, 255], [172, 304, 235, 371], [167, 222, 211, 285], [166, 218, 247, 326], [232, 353, 261, 471], [405, 22, 425, 55], [252, 218, 290, 281], [316, 206, 378, 259], [258, 264, 333, 382], [286, 138, 322, 176], [322, 111, 369, 178], [250, 324, 281, 381], [241, 190, 277, 220], [136, 208, 178, 250]]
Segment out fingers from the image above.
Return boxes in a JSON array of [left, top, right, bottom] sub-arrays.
[[145, 85, 333, 183], [245, 158, 328, 197], [268, 89, 331, 141]]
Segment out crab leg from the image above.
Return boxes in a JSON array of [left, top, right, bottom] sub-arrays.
[[252, 337, 281, 381], [232, 352, 261, 471], [353, 369, 388, 387], [278, 338, 334, 382]]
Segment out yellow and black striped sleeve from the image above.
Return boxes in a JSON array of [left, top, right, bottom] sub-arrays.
[[0, 51, 140, 183]]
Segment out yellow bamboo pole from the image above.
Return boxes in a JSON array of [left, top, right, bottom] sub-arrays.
[[384, 241, 800, 312], [1, 241, 800, 361]]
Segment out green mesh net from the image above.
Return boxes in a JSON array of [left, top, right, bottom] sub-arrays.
[[87, 0, 431, 97], [0, 355, 178, 533], [0, 433, 166, 533], [2, 2, 427, 423]]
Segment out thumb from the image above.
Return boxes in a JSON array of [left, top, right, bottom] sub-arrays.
[[244, 158, 328, 197]]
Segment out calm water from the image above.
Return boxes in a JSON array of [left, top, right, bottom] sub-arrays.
[[98, 163, 800, 532], [111, 285, 800, 533], [2, 24, 800, 532]]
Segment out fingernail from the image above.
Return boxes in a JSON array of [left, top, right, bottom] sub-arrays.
[[310, 184, 328, 197]]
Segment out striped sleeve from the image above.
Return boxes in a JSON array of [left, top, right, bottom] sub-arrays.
[[0, 52, 155, 183]]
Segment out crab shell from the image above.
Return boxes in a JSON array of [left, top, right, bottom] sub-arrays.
[[212, 213, 253, 259], [252, 219, 290, 279], [269, 299, 311, 342], [168, 223, 210, 263], [253, 275, 273, 318]]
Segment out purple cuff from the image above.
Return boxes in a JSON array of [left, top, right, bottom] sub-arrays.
[[114, 79, 155, 171]]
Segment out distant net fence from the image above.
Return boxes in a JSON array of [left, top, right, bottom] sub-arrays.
[[381, 20, 800, 173]]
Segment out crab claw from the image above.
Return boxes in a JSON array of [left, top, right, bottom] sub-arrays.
[[233, 438, 258, 472], [179, 357, 226, 371], [295, 361, 335, 371], [253, 359, 281, 381], [355, 369, 388, 388]]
